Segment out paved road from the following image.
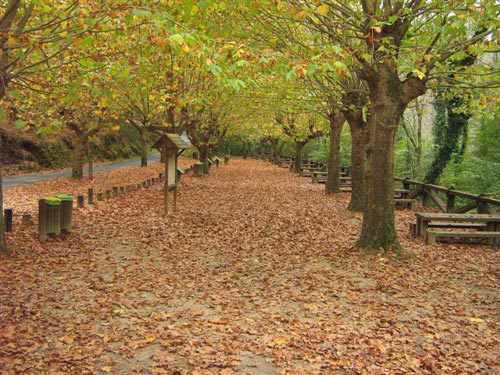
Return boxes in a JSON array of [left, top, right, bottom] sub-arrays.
[[3, 153, 161, 190]]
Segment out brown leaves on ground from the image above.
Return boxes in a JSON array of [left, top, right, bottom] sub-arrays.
[[0, 159, 498, 374]]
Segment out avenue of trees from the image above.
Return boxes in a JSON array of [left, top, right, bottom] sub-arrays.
[[1, 1, 498, 254]]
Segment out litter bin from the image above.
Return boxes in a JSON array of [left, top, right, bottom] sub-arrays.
[[39, 196, 61, 241], [55, 194, 73, 232], [193, 162, 204, 177]]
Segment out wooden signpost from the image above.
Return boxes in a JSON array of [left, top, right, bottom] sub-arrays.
[[152, 134, 190, 216]]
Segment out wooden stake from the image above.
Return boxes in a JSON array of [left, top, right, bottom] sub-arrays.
[[77, 195, 85, 208], [164, 154, 169, 216], [88, 188, 94, 205], [22, 214, 32, 226], [38, 199, 47, 242], [4, 209, 12, 232]]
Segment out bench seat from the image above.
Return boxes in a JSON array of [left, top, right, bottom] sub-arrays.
[[427, 230, 500, 245], [395, 198, 415, 210]]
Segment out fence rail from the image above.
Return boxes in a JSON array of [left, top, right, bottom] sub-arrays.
[[395, 177, 500, 214]]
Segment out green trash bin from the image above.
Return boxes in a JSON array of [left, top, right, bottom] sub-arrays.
[[55, 194, 73, 232], [41, 196, 62, 238], [193, 162, 204, 177]]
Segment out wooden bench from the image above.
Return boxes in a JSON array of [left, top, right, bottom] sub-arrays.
[[410, 222, 487, 236], [301, 167, 325, 177], [427, 230, 500, 246], [414, 212, 500, 239], [395, 189, 410, 199], [395, 198, 416, 210]]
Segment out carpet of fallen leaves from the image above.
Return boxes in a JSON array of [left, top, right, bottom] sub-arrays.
[[0, 159, 498, 374]]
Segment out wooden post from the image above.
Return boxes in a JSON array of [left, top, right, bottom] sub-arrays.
[[97, 192, 104, 201], [193, 163, 203, 177], [106, 190, 111, 199], [22, 214, 32, 226], [39, 199, 47, 242], [159, 173, 163, 182], [402, 177, 411, 191], [422, 185, 431, 208], [477, 194, 490, 214], [4, 209, 12, 232], [173, 185, 178, 211], [174, 154, 179, 211], [120, 187, 125, 195], [88, 188, 94, 205], [446, 188, 455, 213], [77, 195, 85, 208], [88, 161, 94, 180], [164, 152, 169, 216], [112, 187, 118, 197], [224, 155, 230, 165]]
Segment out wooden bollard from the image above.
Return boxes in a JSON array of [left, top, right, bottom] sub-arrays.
[[4, 209, 13, 232], [112, 187, 118, 197], [106, 190, 111, 199], [77, 195, 85, 208], [193, 163, 204, 177], [159, 173, 163, 182], [39, 199, 61, 241], [22, 214, 32, 226], [97, 192, 104, 201], [143, 181, 147, 188], [224, 156, 230, 165], [120, 187, 125, 195], [88, 188, 94, 205], [38, 199, 47, 242]]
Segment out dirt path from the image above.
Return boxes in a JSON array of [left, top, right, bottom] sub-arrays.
[[0, 159, 498, 374]]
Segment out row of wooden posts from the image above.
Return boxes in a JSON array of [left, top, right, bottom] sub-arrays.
[[2, 172, 168, 242], [7, 153, 233, 242], [192, 155, 230, 177]]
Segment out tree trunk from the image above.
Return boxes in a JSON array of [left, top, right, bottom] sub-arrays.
[[294, 142, 305, 173], [139, 129, 148, 167], [72, 136, 85, 179], [357, 91, 403, 251], [347, 123, 367, 211], [326, 110, 344, 194], [0, 160, 8, 254], [199, 145, 209, 162]]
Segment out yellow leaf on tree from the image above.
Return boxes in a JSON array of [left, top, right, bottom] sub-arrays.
[[294, 10, 307, 20], [7, 37, 17, 48], [316, 4, 330, 16]]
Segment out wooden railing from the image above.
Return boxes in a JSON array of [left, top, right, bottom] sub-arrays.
[[395, 177, 500, 214]]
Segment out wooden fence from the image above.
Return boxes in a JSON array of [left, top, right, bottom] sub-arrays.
[[395, 177, 500, 214]]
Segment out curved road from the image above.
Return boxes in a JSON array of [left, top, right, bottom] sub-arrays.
[[3, 153, 160, 190]]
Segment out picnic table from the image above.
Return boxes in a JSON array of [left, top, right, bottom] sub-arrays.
[[395, 188, 410, 199], [415, 212, 500, 238]]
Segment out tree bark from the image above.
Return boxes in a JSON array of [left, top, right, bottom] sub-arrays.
[[294, 142, 305, 173], [357, 70, 405, 251], [326, 110, 344, 194], [72, 136, 85, 179], [199, 145, 209, 162], [347, 122, 367, 211], [139, 128, 148, 167], [0, 159, 8, 254]]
